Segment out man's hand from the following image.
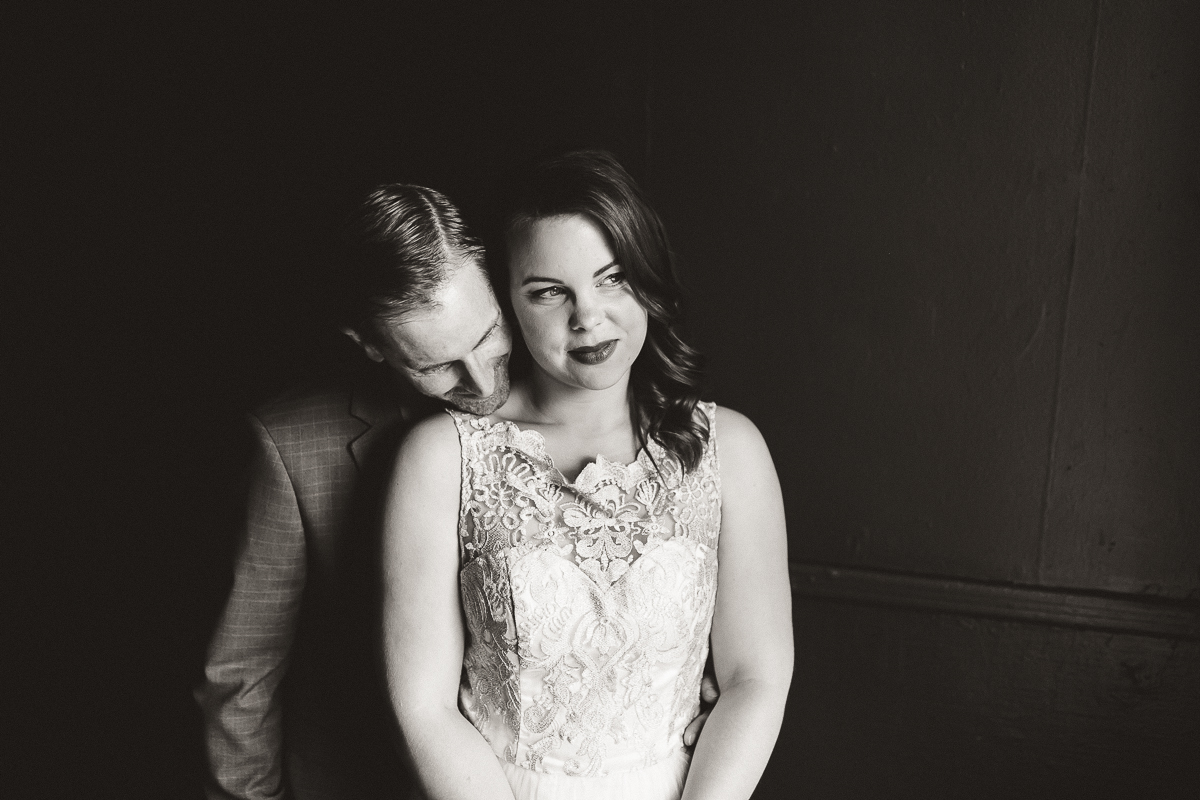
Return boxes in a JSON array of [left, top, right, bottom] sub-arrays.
[[683, 672, 721, 747]]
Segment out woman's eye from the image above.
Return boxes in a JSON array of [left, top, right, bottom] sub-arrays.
[[600, 272, 627, 286], [531, 286, 564, 299]]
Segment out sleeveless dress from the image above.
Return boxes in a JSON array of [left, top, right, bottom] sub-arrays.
[[449, 403, 722, 800]]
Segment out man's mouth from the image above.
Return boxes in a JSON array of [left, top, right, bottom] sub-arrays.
[[567, 340, 618, 365], [444, 357, 511, 413]]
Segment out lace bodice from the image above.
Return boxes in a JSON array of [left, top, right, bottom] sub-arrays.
[[451, 403, 721, 779]]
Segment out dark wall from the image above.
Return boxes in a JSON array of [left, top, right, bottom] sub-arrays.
[[651, 0, 1199, 596], [12, 1, 1197, 797], [648, 1, 1199, 795], [647, 0, 1199, 796]]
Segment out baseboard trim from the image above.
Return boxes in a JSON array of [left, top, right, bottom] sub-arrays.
[[789, 562, 1200, 641]]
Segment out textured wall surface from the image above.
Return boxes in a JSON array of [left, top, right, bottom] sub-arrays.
[[648, 0, 1199, 598], [649, 0, 1091, 582], [1039, 0, 1200, 598], [769, 601, 1200, 798], [641, 0, 1198, 794]]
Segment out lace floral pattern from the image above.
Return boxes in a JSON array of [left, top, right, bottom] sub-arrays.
[[452, 404, 722, 777]]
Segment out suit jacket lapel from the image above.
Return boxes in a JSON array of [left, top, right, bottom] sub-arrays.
[[348, 375, 403, 470]]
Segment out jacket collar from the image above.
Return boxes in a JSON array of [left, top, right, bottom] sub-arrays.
[[347, 371, 405, 470]]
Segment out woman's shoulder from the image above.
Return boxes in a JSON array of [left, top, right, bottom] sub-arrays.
[[397, 411, 462, 468], [709, 405, 772, 464], [710, 404, 761, 441], [407, 409, 461, 440]]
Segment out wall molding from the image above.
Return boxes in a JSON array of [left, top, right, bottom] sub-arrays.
[[789, 562, 1200, 641]]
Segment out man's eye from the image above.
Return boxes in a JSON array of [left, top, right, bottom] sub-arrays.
[[418, 364, 451, 375]]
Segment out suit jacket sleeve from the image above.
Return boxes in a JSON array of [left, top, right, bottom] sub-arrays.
[[196, 413, 307, 800]]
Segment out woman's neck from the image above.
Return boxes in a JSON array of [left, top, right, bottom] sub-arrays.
[[497, 363, 635, 442], [496, 367, 640, 481], [518, 367, 631, 431]]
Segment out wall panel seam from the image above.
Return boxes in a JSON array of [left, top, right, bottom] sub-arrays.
[[790, 561, 1200, 641], [1036, 0, 1105, 583]]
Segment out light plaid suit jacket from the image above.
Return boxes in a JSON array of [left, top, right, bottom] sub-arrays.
[[196, 374, 417, 800]]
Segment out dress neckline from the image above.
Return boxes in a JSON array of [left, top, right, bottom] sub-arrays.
[[465, 412, 656, 490]]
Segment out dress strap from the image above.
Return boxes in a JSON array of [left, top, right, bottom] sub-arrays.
[[446, 410, 477, 563], [699, 401, 722, 497], [699, 401, 718, 435]]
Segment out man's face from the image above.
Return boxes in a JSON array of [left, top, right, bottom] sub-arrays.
[[352, 264, 512, 415]]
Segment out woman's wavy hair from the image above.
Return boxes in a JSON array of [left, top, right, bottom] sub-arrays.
[[504, 150, 708, 473]]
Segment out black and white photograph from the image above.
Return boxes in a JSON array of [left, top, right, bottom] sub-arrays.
[[8, 2, 1199, 798]]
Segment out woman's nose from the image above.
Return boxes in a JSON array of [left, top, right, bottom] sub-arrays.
[[570, 292, 604, 331]]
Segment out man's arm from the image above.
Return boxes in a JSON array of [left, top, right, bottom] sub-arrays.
[[195, 414, 306, 800]]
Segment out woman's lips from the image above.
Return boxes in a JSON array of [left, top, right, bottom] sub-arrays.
[[567, 339, 618, 365]]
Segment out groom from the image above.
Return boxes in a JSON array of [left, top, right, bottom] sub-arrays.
[[196, 184, 512, 800]]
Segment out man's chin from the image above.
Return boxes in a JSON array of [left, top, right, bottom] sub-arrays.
[[443, 361, 511, 416], [445, 383, 510, 416]]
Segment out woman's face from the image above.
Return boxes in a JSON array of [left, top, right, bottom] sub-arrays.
[[507, 214, 648, 393]]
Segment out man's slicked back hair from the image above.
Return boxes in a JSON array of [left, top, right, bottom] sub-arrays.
[[340, 184, 485, 339]]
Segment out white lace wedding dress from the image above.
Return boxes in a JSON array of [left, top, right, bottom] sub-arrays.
[[449, 403, 722, 800]]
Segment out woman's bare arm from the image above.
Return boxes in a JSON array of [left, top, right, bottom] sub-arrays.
[[382, 415, 516, 800], [681, 407, 794, 800]]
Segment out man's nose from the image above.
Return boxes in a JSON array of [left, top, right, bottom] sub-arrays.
[[459, 354, 495, 397]]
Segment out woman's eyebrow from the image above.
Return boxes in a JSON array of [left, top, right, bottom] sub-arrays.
[[520, 275, 560, 286], [520, 260, 618, 286]]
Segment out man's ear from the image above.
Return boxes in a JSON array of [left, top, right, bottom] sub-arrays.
[[341, 327, 386, 363]]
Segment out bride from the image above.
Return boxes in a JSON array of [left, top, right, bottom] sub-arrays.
[[383, 151, 793, 800]]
